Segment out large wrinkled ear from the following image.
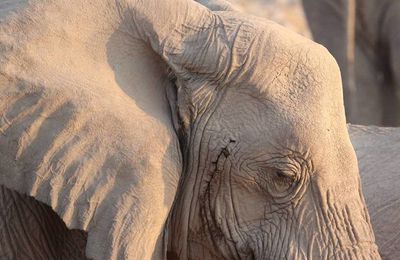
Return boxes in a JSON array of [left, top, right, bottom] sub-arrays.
[[0, 0, 254, 258], [0, 1, 184, 259], [130, 0, 255, 136], [130, 0, 252, 85]]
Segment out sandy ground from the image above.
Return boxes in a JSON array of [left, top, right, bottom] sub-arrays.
[[228, 0, 311, 37]]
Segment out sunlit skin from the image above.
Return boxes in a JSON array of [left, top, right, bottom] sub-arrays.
[[0, 0, 381, 259]]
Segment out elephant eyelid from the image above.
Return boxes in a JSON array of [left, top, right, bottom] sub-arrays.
[[259, 166, 297, 182], [275, 169, 296, 180]]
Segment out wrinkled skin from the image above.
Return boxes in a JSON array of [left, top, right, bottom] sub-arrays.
[[2, 125, 397, 259], [0, 0, 379, 259], [302, 0, 400, 126], [0, 185, 88, 259]]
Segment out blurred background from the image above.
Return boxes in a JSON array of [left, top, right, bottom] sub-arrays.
[[228, 0, 310, 37], [225, 0, 400, 127]]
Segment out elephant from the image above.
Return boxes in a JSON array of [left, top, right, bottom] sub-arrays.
[[302, 0, 400, 126], [0, 0, 381, 259], [350, 125, 400, 260], [2, 125, 399, 260], [0, 185, 89, 259]]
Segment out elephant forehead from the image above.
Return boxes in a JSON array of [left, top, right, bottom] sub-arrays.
[[270, 50, 340, 106], [219, 86, 347, 155], [251, 43, 345, 134]]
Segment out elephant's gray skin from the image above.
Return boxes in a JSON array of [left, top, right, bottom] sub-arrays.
[[302, 0, 400, 126], [1, 125, 398, 260], [350, 125, 400, 260], [0, 0, 380, 259]]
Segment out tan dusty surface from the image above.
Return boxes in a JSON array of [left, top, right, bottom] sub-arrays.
[[0, 1, 390, 260]]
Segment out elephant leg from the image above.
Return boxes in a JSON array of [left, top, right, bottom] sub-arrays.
[[382, 2, 400, 126], [349, 0, 386, 125], [0, 185, 87, 259], [353, 43, 384, 125]]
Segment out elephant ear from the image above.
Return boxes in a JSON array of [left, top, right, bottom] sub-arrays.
[[131, 0, 258, 135], [0, 0, 246, 258], [0, 1, 209, 259]]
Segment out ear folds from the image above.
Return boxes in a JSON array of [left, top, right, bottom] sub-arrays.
[[0, 77, 182, 259], [134, 0, 222, 80], [0, 1, 185, 259], [132, 0, 253, 85], [165, 74, 191, 147], [139, 0, 257, 135]]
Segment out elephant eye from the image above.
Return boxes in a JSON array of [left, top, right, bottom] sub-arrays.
[[268, 169, 297, 194], [258, 167, 298, 195], [274, 170, 295, 185], [276, 169, 295, 180]]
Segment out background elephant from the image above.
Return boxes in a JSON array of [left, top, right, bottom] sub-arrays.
[[302, 0, 400, 126], [0, 0, 380, 259], [350, 125, 400, 260]]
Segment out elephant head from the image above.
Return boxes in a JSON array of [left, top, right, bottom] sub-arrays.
[[0, 0, 379, 259]]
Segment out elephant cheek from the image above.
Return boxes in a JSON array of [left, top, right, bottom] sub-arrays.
[[249, 188, 380, 259], [292, 188, 380, 259]]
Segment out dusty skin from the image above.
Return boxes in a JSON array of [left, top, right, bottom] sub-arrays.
[[0, 0, 381, 259], [1, 125, 398, 259]]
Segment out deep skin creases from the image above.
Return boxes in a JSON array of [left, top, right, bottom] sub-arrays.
[[166, 34, 379, 258]]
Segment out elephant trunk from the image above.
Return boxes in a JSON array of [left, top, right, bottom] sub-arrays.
[[301, 183, 381, 259], [253, 176, 382, 259]]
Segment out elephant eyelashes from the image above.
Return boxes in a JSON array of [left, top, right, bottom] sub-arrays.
[[272, 169, 296, 193], [275, 170, 295, 184], [258, 167, 297, 195]]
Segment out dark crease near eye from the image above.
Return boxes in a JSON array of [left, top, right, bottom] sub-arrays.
[[276, 169, 295, 180]]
